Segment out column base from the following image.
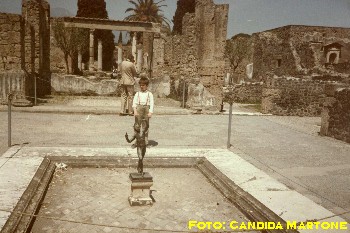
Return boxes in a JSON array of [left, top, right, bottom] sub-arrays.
[[129, 172, 153, 206]]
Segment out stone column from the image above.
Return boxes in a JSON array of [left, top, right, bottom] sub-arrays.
[[224, 73, 230, 85], [98, 39, 102, 71], [132, 32, 137, 62], [118, 45, 123, 71], [78, 49, 82, 71], [89, 29, 95, 71], [137, 44, 143, 73]]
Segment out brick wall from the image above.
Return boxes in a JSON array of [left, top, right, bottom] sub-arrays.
[[0, 13, 22, 72], [195, 0, 228, 103], [22, 0, 51, 97], [253, 25, 350, 80], [320, 84, 350, 143], [261, 76, 328, 116], [230, 82, 262, 103]]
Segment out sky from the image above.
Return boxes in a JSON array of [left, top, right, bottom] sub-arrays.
[[1, 0, 350, 39]]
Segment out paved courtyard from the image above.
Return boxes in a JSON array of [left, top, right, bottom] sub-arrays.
[[31, 168, 253, 233], [0, 101, 349, 232]]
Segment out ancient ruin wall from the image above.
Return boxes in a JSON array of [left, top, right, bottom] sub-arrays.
[[22, 0, 51, 96], [262, 76, 327, 116], [150, 0, 228, 107], [253, 25, 350, 80], [320, 85, 350, 143], [152, 12, 197, 77], [152, 13, 198, 100], [0, 13, 22, 72], [229, 82, 262, 104], [289, 26, 350, 75], [252, 26, 297, 79], [0, 13, 30, 104], [195, 0, 229, 103], [0, 0, 51, 104], [22, 0, 40, 73]]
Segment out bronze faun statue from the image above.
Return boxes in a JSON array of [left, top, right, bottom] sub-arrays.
[[125, 119, 149, 175]]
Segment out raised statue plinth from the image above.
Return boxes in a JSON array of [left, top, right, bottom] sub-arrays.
[[128, 172, 153, 206]]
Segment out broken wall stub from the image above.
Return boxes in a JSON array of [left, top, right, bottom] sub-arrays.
[[320, 84, 350, 143], [22, 0, 51, 97], [195, 0, 229, 106], [51, 73, 120, 96], [0, 13, 22, 72], [261, 75, 330, 116], [253, 25, 350, 81]]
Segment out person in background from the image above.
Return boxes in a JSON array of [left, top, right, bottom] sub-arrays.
[[119, 54, 137, 115]]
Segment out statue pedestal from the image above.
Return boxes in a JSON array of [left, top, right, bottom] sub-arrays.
[[128, 172, 153, 206]]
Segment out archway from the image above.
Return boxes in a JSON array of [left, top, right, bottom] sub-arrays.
[[329, 53, 337, 64]]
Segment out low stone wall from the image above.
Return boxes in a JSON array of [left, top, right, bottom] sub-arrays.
[[320, 85, 350, 143], [51, 73, 216, 109], [262, 76, 327, 116], [168, 76, 216, 109], [229, 82, 262, 103], [51, 73, 119, 96], [186, 79, 216, 109], [0, 71, 33, 106], [147, 75, 171, 98]]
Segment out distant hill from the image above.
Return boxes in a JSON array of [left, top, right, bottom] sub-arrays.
[[51, 7, 74, 17]]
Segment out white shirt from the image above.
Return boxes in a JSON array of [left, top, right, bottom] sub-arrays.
[[132, 91, 154, 113]]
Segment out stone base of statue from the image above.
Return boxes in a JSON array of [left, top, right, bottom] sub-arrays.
[[128, 172, 153, 206]]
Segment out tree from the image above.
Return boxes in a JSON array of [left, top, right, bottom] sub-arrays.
[[76, 0, 115, 71], [172, 0, 195, 35], [225, 33, 252, 72], [52, 19, 89, 74], [124, 0, 170, 29]]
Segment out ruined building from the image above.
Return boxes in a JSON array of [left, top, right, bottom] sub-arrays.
[[252, 25, 350, 80], [0, 0, 50, 105], [151, 0, 229, 108], [227, 25, 350, 116], [1, 0, 229, 109]]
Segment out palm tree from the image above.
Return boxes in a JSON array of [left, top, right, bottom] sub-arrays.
[[125, 0, 170, 28]]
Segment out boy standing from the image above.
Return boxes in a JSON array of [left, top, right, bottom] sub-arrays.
[[132, 75, 154, 145]]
